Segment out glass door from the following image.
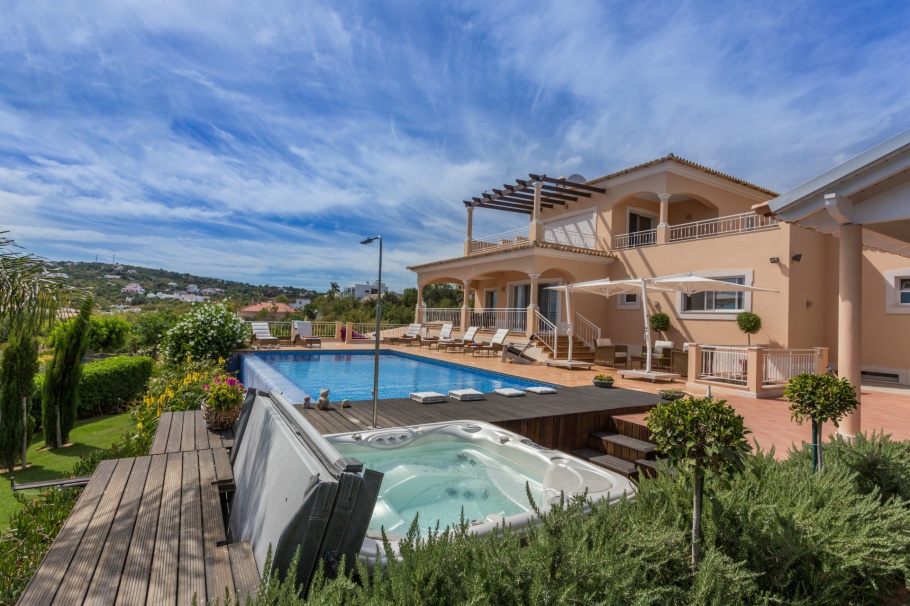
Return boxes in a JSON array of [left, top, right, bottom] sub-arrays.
[[538, 282, 560, 325]]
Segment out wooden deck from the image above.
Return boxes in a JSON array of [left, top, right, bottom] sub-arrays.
[[298, 385, 660, 452], [18, 411, 258, 606]]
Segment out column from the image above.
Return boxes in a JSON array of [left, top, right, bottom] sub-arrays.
[[415, 285, 424, 324], [656, 193, 670, 245], [531, 181, 544, 242], [838, 223, 862, 439], [461, 280, 471, 330], [526, 274, 540, 339], [464, 206, 474, 256]]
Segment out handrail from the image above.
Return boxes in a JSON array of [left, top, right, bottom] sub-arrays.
[[469, 227, 531, 255], [469, 308, 527, 332], [419, 307, 462, 327], [612, 229, 657, 250], [668, 212, 779, 242], [573, 312, 600, 350], [534, 310, 558, 358]]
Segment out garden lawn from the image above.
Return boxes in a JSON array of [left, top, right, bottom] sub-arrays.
[[0, 412, 134, 532]]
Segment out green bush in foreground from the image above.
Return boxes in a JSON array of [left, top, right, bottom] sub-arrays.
[[77, 355, 154, 417]]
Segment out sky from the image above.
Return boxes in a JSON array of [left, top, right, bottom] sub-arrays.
[[1, 0, 909, 292]]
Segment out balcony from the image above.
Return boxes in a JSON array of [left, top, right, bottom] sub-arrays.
[[468, 226, 602, 256], [612, 212, 779, 250]]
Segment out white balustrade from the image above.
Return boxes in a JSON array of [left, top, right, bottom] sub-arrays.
[[699, 346, 749, 385], [311, 322, 337, 338], [669, 212, 779, 243], [469, 308, 527, 332], [468, 227, 531, 255], [762, 349, 819, 385], [573, 312, 600, 350], [419, 307, 462, 327], [611, 229, 657, 250], [534, 310, 558, 358]]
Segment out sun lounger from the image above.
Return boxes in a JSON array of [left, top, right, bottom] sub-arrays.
[[250, 321, 280, 349], [501, 340, 535, 364], [393, 323, 422, 346], [420, 323, 454, 348], [470, 329, 510, 356], [439, 326, 479, 352]]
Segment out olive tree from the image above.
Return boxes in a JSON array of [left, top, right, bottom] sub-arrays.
[[784, 372, 859, 472], [647, 395, 751, 567]]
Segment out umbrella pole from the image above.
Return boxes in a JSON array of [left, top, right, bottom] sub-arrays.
[[565, 285, 574, 362], [641, 278, 652, 373]]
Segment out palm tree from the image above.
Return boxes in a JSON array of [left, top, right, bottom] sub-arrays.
[[0, 233, 83, 335]]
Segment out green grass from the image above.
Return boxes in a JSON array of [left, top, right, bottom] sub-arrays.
[[0, 412, 134, 532]]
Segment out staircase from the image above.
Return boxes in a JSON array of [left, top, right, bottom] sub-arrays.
[[571, 412, 665, 480], [536, 335, 595, 362]]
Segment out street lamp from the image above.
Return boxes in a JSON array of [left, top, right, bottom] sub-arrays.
[[361, 235, 382, 428]]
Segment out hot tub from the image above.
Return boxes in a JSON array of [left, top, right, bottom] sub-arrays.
[[326, 421, 635, 565]]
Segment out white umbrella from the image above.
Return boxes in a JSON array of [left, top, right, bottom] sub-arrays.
[[550, 275, 776, 374]]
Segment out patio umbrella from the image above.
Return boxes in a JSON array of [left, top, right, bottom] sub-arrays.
[[551, 275, 776, 374]]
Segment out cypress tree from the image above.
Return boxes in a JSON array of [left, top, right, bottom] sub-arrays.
[[42, 298, 93, 448], [0, 330, 39, 470]]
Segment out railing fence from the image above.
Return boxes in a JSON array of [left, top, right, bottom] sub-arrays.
[[762, 349, 819, 385], [699, 346, 749, 385], [534, 310, 558, 358], [612, 229, 657, 250], [469, 308, 527, 332], [668, 212, 779, 243], [418, 307, 462, 328], [573, 312, 601, 350]]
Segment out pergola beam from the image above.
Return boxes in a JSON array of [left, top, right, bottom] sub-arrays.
[[529, 173, 606, 194]]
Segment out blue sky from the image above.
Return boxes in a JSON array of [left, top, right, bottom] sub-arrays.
[[2, 0, 909, 291]]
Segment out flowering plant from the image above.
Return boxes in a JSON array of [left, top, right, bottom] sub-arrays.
[[203, 374, 246, 411], [162, 302, 247, 364]]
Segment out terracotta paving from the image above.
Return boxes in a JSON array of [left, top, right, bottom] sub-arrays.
[[272, 339, 910, 460]]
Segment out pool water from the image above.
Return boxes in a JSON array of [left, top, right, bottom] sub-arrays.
[[254, 350, 555, 400], [342, 441, 545, 534]]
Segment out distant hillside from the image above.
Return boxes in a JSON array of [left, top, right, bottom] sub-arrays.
[[48, 261, 317, 312]]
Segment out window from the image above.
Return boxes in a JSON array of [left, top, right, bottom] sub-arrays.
[[884, 269, 910, 315], [623, 293, 638, 305], [901, 278, 910, 304], [682, 277, 745, 312], [617, 292, 640, 310]]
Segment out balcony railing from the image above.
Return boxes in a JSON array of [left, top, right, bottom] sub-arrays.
[[418, 307, 462, 327], [762, 349, 819, 386], [669, 212, 779, 243], [612, 229, 657, 250], [699, 346, 749, 385], [468, 227, 531, 255], [469, 308, 527, 332]]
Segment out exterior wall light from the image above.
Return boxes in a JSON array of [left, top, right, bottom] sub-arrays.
[[770, 257, 780, 264], [792, 253, 803, 262]]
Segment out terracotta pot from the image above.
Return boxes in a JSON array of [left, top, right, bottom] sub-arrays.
[[201, 401, 242, 430]]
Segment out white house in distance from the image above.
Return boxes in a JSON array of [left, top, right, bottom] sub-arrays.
[[187, 284, 199, 293], [291, 298, 312, 309], [343, 281, 388, 299], [120, 283, 145, 294]]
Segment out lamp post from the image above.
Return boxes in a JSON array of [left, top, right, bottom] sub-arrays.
[[361, 235, 382, 428]]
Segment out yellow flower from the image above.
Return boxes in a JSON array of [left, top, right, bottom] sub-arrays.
[[137, 421, 143, 429]]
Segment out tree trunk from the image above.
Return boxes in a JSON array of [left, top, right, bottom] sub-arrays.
[[56, 407, 62, 449], [22, 397, 28, 470], [811, 419, 819, 473], [692, 468, 703, 568], [816, 422, 824, 471]]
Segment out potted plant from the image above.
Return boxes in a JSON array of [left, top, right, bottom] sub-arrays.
[[736, 311, 762, 345], [592, 373, 615, 388], [658, 388, 688, 401], [201, 374, 246, 430]]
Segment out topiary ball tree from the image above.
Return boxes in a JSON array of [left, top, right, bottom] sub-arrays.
[[784, 372, 859, 473], [736, 312, 762, 346], [647, 395, 751, 568], [649, 312, 671, 338]]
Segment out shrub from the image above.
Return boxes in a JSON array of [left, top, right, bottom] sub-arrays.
[[133, 358, 221, 442], [86, 315, 131, 353], [785, 373, 859, 472], [0, 330, 39, 471], [130, 309, 178, 357], [202, 375, 245, 411], [77, 356, 154, 417], [736, 311, 762, 345], [161, 303, 246, 365], [42, 298, 93, 447], [649, 312, 670, 335]]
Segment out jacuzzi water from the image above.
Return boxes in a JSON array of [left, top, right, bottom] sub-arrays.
[[352, 442, 546, 534], [247, 350, 556, 401], [327, 421, 636, 565]]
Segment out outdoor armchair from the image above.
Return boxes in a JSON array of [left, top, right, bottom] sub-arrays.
[[594, 338, 628, 368]]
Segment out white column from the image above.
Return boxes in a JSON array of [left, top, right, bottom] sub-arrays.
[[461, 280, 471, 329], [531, 181, 543, 242], [658, 193, 670, 226], [838, 223, 862, 439], [528, 274, 540, 308], [464, 206, 474, 256], [415, 285, 424, 324]]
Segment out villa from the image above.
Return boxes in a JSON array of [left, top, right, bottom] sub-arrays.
[[408, 133, 910, 434]]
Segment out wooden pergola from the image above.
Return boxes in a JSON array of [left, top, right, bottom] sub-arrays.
[[463, 174, 605, 214]]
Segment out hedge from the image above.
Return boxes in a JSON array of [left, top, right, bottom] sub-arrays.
[[33, 356, 154, 420]]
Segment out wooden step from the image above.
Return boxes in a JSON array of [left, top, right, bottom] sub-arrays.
[[571, 449, 638, 477], [592, 431, 657, 460]]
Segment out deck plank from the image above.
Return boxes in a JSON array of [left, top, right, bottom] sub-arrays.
[[228, 541, 260, 602], [178, 451, 206, 606], [83, 457, 151, 606], [198, 450, 226, 600], [181, 410, 196, 453], [212, 546, 235, 602], [165, 411, 185, 454], [212, 448, 233, 486], [147, 452, 183, 605], [194, 410, 211, 452], [149, 412, 172, 455], [115, 455, 167, 606], [17, 460, 117, 606]]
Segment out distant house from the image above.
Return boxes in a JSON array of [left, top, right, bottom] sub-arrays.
[[120, 283, 146, 294], [291, 298, 312, 309], [44, 272, 69, 278], [103, 274, 121, 279], [127, 269, 137, 274], [180, 294, 206, 303], [167, 282, 178, 288], [187, 284, 199, 293], [343, 281, 389, 299], [201, 287, 223, 295], [237, 301, 295, 320]]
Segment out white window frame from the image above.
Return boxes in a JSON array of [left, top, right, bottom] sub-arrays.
[[617, 292, 640, 310], [505, 277, 563, 313], [483, 288, 498, 310], [884, 269, 910, 315], [675, 269, 754, 321], [626, 207, 659, 233]]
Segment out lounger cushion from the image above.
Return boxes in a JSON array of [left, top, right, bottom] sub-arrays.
[[410, 392, 447, 404], [596, 338, 613, 347], [448, 389, 485, 401], [493, 388, 525, 398], [524, 386, 557, 395]]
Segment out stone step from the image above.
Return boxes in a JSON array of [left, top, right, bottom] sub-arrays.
[[592, 431, 657, 459], [571, 449, 638, 477]]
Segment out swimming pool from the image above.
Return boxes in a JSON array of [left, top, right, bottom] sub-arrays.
[[241, 350, 556, 402]]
